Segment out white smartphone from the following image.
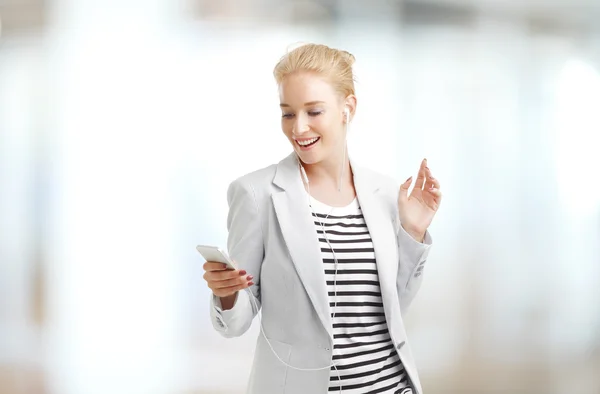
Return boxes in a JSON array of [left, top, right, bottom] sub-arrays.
[[196, 244, 237, 270]]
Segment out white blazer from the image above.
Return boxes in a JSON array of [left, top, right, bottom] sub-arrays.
[[209, 152, 433, 394]]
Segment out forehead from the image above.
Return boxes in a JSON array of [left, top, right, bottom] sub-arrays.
[[278, 72, 339, 105]]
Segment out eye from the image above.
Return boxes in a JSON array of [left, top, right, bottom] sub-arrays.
[[282, 113, 294, 119], [308, 111, 323, 117]]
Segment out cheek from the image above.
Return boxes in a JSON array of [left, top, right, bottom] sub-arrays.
[[308, 116, 328, 132], [312, 117, 336, 138]]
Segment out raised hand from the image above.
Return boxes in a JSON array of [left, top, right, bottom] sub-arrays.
[[397, 158, 442, 242]]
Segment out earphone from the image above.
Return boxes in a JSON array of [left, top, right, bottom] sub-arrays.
[[296, 161, 345, 390], [244, 164, 346, 392], [338, 106, 350, 192], [298, 161, 342, 325], [244, 170, 344, 391], [300, 164, 309, 184], [239, 106, 352, 393], [242, 161, 343, 391], [299, 106, 350, 192]]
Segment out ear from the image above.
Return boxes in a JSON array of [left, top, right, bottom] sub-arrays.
[[343, 95, 357, 123]]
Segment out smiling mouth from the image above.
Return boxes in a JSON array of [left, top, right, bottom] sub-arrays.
[[296, 137, 320, 148]]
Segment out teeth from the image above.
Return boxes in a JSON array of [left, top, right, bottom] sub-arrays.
[[298, 137, 319, 146]]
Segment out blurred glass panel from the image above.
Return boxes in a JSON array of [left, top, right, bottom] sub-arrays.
[[0, 1, 599, 393]]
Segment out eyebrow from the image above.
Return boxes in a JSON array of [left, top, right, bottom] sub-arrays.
[[279, 101, 325, 108]]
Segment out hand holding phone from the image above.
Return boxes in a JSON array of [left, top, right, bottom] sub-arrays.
[[196, 245, 237, 270], [197, 245, 254, 300]]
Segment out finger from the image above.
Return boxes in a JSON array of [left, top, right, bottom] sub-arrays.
[[213, 283, 249, 298], [203, 261, 230, 272], [398, 176, 412, 203], [427, 188, 442, 198], [425, 169, 439, 190], [212, 274, 254, 289], [425, 188, 443, 207], [211, 279, 253, 298], [413, 158, 427, 190], [213, 281, 254, 298], [203, 268, 247, 282]]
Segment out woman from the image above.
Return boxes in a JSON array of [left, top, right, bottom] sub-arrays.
[[202, 43, 442, 394]]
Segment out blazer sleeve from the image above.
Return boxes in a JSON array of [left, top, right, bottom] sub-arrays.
[[209, 177, 264, 338], [395, 217, 433, 316]]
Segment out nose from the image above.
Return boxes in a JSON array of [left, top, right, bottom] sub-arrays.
[[292, 113, 310, 136]]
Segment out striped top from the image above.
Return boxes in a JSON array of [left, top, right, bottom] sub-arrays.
[[310, 196, 413, 394]]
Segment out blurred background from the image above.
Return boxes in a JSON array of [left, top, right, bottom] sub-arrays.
[[1, 0, 599, 393]]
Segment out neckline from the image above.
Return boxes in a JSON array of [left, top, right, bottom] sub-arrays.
[[309, 195, 359, 213]]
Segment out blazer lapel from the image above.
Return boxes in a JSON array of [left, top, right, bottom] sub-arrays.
[[271, 153, 334, 340], [351, 159, 400, 334], [270, 153, 400, 342]]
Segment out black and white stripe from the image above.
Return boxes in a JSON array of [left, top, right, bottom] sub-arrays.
[[309, 196, 412, 394]]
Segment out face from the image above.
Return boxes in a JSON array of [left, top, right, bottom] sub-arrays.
[[279, 72, 353, 165]]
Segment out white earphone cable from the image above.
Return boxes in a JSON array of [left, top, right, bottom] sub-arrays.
[[243, 109, 351, 393], [243, 166, 343, 392]]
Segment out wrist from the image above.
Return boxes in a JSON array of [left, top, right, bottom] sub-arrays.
[[401, 224, 425, 243], [219, 292, 238, 311]]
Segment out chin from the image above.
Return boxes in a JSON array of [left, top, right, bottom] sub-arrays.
[[295, 152, 319, 165]]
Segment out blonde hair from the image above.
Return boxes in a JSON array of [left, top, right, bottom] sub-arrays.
[[273, 43, 356, 97]]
